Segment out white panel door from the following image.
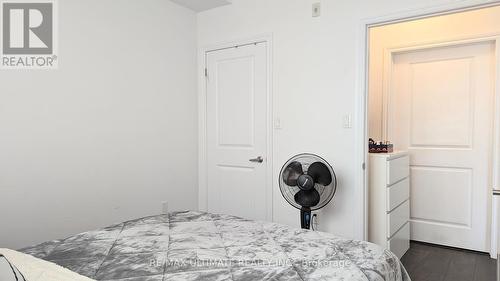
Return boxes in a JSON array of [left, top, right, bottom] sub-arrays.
[[389, 42, 495, 252], [206, 43, 269, 221]]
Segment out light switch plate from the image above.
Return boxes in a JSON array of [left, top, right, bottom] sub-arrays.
[[343, 114, 352, 129]]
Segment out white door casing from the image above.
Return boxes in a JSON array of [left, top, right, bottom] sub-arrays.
[[388, 41, 496, 252], [357, 0, 500, 252], [205, 42, 270, 221]]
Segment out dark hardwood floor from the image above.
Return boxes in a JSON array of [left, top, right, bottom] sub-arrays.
[[401, 241, 498, 281]]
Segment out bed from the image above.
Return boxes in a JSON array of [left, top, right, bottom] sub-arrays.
[[20, 211, 410, 281]]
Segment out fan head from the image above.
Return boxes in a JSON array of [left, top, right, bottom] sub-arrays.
[[279, 153, 337, 211]]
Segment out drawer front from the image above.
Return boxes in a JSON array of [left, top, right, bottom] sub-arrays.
[[388, 222, 410, 259], [387, 156, 409, 186], [387, 178, 410, 212], [387, 200, 409, 238]]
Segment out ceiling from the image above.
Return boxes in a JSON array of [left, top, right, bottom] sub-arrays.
[[170, 0, 231, 12]]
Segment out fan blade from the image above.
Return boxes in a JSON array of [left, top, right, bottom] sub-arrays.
[[307, 162, 332, 186], [294, 189, 321, 207], [282, 161, 303, 186]]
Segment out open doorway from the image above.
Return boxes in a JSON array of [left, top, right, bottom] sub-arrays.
[[366, 4, 500, 274]]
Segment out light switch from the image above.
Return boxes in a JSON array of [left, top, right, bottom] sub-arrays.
[[343, 114, 352, 129]]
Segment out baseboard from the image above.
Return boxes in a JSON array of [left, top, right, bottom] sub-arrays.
[[497, 254, 499, 281]]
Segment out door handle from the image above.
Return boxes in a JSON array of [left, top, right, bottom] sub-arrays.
[[494, 190, 500, 196], [249, 156, 264, 163]]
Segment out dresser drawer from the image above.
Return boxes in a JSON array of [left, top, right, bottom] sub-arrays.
[[387, 178, 410, 212], [387, 156, 409, 186], [388, 222, 410, 259], [387, 200, 409, 238]]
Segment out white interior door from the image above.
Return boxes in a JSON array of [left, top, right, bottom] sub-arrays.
[[206, 43, 269, 221], [389, 41, 495, 252]]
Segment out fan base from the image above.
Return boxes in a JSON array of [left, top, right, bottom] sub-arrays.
[[300, 207, 312, 229]]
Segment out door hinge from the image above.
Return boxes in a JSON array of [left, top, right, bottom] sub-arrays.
[[204, 68, 208, 78], [362, 162, 366, 170]]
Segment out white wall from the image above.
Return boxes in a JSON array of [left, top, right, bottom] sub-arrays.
[[197, 0, 498, 240], [369, 5, 500, 141], [0, 0, 198, 249]]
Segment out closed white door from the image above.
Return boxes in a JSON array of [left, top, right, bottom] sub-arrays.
[[206, 43, 269, 221], [389, 42, 495, 252]]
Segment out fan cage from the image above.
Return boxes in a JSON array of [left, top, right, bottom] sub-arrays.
[[279, 153, 337, 211]]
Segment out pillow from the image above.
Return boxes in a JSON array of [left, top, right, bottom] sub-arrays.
[[0, 249, 95, 281], [0, 254, 27, 281]]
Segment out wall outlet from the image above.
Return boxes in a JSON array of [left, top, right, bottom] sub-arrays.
[[312, 213, 319, 230], [161, 201, 169, 214], [312, 3, 321, 17]]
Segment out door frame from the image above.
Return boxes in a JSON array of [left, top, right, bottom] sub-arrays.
[[382, 37, 500, 255], [198, 34, 274, 221], [355, 0, 500, 256]]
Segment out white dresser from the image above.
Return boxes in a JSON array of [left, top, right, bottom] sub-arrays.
[[369, 151, 410, 259]]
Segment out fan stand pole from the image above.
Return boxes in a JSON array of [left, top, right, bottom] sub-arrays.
[[300, 207, 312, 229]]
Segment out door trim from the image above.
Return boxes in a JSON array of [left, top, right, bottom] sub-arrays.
[[382, 37, 499, 255], [492, 36, 500, 259], [356, 0, 500, 255], [198, 34, 274, 221]]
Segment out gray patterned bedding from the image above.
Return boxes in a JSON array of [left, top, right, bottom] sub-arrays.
[[20, 211, 410, 281]]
